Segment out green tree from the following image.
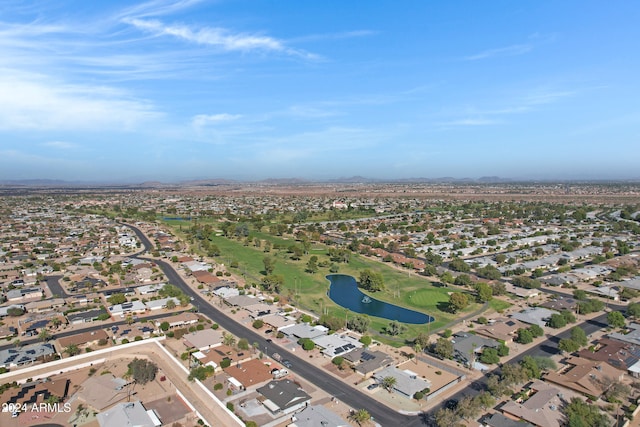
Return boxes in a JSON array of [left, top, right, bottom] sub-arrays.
[[547, 313, 567, 328], [64, 344, 80, 356], [38, 329, 51, 342], [479, 348, 500, 364], [516, 328, 533, 344], [486, 374, 510, 397], [305, 256, 318, 273], [564, 397, 610, 427], [520, 355, 541, 379], [160, 321, 170, 332], [300, 338, 315, 351], [332, 356, 344, 368], [474, 282, 493, 302], [261, 274, 284, 293], [433, 338, 454, 359], [359, 335, 372, 347], [223, 332, 236, 347], [528, 324, 544, 338], [434, 408, 460, 427], [414, 332, 430, 350], [559, 338, 580, 353], [319, 314, 345, 331], [456, 395, 481, 420], [188, 365, 215, 381], [501, 363, 528, 386], [358, 270, 385, 292], [454, 274, 472, 287], [570, 326, 588, 347], [561, 310, 576, 324], [474, 391, 495, 410], [607, 311, 626, 328], [262, 256, 275, 275], [449, 258, 470, 272], [448, 292, 469, 313], [6, 306, 25, 316], [385, 320, 406, 336], [347, 315, 370, 333], [107, 293, 127, 305], [237, 338, 250, 350], [381, 376, 397, 393], [127, 358, 158, 385], [252, 319, 264, 329], [628, 302, 640, 318], [165, 299, 176, 309], [349, 409, 371, 426]]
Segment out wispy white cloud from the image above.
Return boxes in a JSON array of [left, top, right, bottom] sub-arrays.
[[290, 30, 376, 43], [464, 44, 533, 61], [123, 18, 319, 59], [285, 106, 339, 119], [115, 0, 205, 20], [0, 68, 161, 131], [42, 141, 78, 149], [437, 87, 577, 128], [438, 118, 501, 127], [523, 89, 575, 105], [192, 113, 242, 128]]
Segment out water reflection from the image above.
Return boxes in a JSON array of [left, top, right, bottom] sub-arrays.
[[327, 274, 433, 324]]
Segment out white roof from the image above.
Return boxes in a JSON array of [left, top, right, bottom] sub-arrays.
[[145, 297, 180, 310]]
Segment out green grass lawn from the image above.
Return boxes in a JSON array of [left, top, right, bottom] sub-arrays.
[[165, 221, 481, 346], [488, 298, 513, 313]]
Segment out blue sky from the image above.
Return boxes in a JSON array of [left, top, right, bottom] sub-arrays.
[[1, 0, 638, 182]]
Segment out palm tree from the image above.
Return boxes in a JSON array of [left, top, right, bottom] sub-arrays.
[[381, 376, 397, 393], [413, 343, 422, 364], [64, 344, 80, 356], [349, 408, 371, 426], [51, 317, 62, 329], [223, 332, 236, 347], [38, 329, 51, 342]]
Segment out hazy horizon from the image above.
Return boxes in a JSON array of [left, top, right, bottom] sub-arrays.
[[1, 1, 639, 182]]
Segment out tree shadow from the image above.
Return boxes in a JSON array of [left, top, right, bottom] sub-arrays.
[[436, 301, 453, 313]]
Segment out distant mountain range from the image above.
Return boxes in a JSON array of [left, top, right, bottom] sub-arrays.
[[0, 176, 638, 187]]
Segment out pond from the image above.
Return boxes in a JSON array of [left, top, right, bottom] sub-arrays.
[[327, 274, 433, 324]]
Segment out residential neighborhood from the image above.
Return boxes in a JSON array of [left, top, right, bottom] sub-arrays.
[[0, 184, 639, 427]]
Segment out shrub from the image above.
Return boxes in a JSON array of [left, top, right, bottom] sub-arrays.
[[253, 319, 264, 329], [214, 383, 223, 390], [226, 402, 234, 410]]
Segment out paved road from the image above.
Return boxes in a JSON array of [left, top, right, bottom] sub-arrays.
[[125, 222, 625, 427], [125, 223, 423, 426]]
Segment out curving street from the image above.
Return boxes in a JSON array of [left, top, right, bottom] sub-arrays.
[[125, 223, 422, 426]]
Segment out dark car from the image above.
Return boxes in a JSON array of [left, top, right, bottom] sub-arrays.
[[282, 360, 292, 368], [266, 338, 272, 343]]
